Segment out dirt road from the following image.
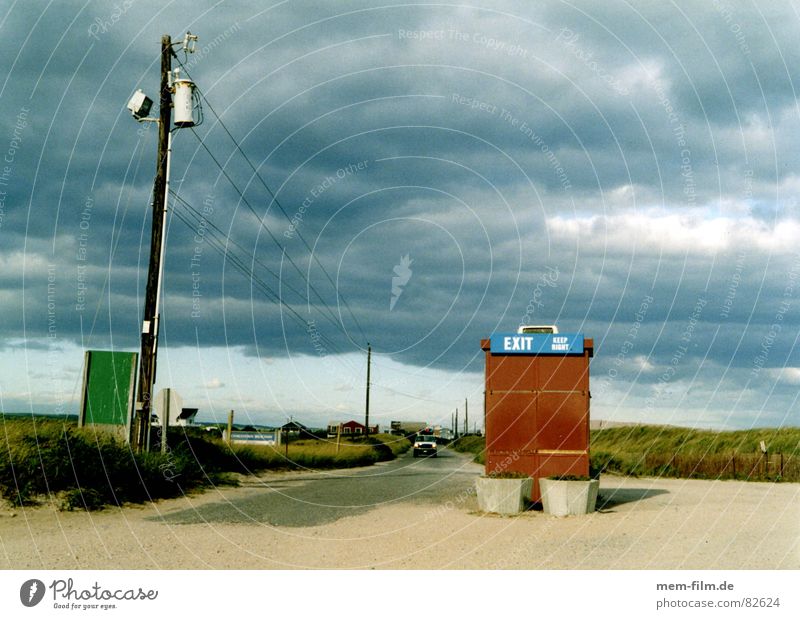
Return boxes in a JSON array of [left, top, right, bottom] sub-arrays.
[[1, 451, 798, 569]]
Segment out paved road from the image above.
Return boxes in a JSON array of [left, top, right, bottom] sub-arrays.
[[154, 448, 482, 527]]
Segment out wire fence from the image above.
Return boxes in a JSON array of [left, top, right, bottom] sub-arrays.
[[641, 452, 800, 482]]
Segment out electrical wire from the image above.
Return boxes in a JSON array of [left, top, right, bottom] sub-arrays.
[[169, 194, 351, 358], [169, 189, 345, 333], [172, 54, 368, 345], [185, 127, 358, 350]]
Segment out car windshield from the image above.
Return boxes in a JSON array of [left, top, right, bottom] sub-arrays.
[[417, 436, 434, 442]]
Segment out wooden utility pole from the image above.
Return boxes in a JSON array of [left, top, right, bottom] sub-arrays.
[[455, 408, 458, 440], [226, 410, 234, 445], [160, 388, 171, 454], [133, 35, 172, 452], [364, 343, 371, 438], [464, 398, 468, 436]]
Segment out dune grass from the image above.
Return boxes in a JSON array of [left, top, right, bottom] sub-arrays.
[[590, 425, 800, 481], [450, 435, 486, 464], [0, 417, 410, 510], [449, 426, 800, 481]]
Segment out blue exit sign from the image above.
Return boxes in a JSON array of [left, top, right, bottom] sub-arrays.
[[490, 333, 584, 355]]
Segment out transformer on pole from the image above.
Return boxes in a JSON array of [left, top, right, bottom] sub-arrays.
[[127, 33, 198, 451]]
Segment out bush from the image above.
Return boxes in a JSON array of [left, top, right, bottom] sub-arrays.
[[0, 418, 415, 511], [450, 436, 486, 464], [485, 471, 529, 479]]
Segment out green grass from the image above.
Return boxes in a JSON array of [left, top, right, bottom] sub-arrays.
[[450, 435, 486, 464], [590, 425, 800, 456], [0, 418, 411, 510], [591, 425, 800, 481], [449, 426, 800, 481]]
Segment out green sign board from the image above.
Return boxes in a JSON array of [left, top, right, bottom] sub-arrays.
[[78, 350, 138, 440]]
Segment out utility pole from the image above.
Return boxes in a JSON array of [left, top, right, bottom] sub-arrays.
[[455, 408, 458, 440], [465, 398, 468, 436], [364, 343, 371, 438], [133, 35, 173, 452]]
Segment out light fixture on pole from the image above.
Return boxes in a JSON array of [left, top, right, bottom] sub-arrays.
[[127, 33, 199, 451]]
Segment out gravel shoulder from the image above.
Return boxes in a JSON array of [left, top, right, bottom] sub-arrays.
[[1, 460, 798, 569]]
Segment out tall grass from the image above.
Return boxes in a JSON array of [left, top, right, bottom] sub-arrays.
[[448, 426, 800, 481], [591, 425, 800, 481], [450, 435, 486, 464], [0, 418, 410, 510]]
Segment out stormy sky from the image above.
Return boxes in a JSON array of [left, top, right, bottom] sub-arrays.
[[1, 1, 798, 429]]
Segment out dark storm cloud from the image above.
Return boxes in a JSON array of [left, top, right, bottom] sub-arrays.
[[1, 1, 799, 425]]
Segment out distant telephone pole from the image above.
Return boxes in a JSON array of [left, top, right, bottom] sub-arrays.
[[455, 408, 459, 440], [364, 343, 371, 438], [464, 398, 468, 436]]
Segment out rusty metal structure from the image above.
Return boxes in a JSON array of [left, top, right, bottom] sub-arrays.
[[481, 332, 594, 502]]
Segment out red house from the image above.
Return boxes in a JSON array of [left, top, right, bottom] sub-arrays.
[[327, 420, 379, 437]]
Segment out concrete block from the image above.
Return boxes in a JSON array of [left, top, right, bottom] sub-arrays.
[[475, 477, 533, 515], [540, 478, 599, 516]]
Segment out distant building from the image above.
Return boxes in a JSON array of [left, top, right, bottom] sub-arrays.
[[327, 420, 379, 438], [389, 420, 428, 435], [153, 389, 198, 427], [280, 420, 313, 438]]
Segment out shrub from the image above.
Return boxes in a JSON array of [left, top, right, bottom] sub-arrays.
[[485, 471, 529, 479]]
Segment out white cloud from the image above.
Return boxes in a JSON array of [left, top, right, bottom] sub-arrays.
[[546, 210, 800, 255], [204, 378, 225, 389]]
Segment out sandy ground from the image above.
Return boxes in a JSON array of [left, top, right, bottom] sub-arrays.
[[1, 471, 798, 570]]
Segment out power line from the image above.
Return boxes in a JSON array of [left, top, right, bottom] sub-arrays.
[[185, 126, 355, 347], [169, 189, 345, 332], [173, 55, 368, 345], [169, 197, 350, 357]]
